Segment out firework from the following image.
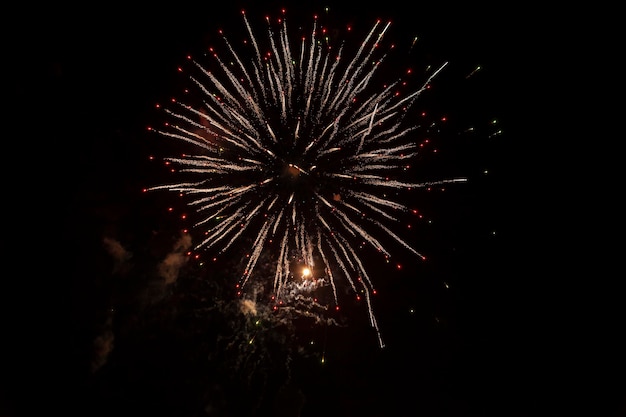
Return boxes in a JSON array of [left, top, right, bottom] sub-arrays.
[[146, 10, 467, 348]]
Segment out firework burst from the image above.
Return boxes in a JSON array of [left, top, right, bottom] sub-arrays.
[[146, 9, 467, 347]]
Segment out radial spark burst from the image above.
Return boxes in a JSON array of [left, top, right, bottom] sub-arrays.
[[146, 10, 467, 347]]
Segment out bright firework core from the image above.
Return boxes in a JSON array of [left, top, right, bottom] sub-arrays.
[[282, 163, 308, 184], [147, 10, 467, 348]]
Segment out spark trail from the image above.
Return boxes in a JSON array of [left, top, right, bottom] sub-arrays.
[[146, 10, 467, 348]]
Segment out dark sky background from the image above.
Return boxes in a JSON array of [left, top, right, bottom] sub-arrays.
[[3, 2, 624, 417]]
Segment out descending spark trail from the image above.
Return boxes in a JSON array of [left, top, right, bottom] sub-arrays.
[[146, 10, 467, 348]]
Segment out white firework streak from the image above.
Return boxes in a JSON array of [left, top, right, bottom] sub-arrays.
[[147, 11, 466, 348]]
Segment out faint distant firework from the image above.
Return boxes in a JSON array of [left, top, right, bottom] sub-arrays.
[[146, 9, 473, 347]]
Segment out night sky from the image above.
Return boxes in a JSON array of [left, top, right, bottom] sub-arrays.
[[4, 2, 624, 417]]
